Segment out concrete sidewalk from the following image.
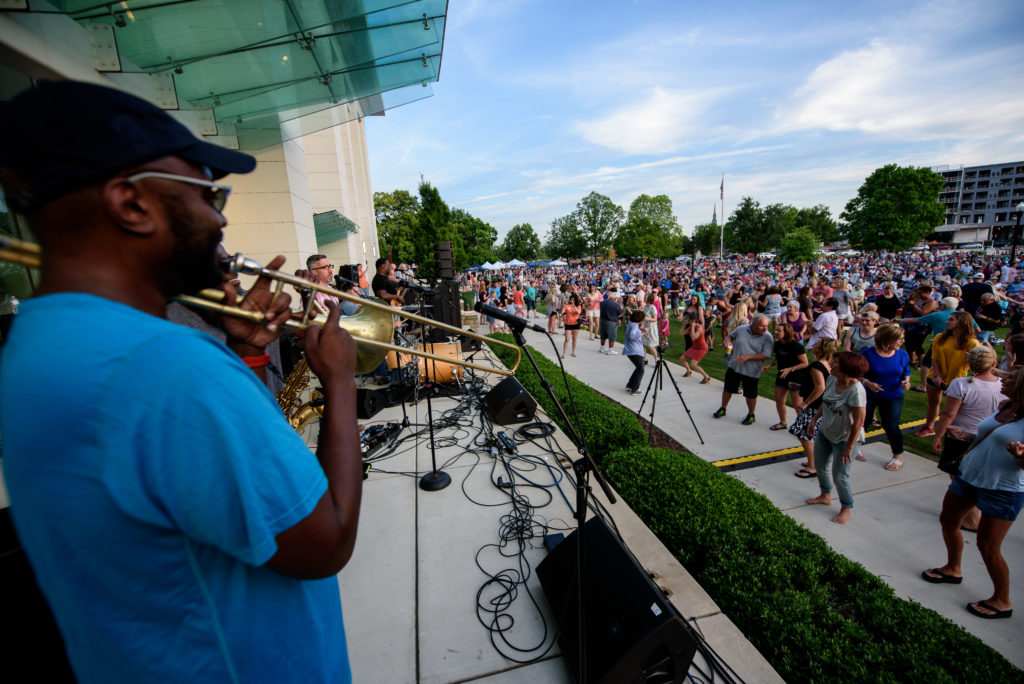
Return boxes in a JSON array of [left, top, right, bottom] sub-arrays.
[[519, 324, 1024, 670]]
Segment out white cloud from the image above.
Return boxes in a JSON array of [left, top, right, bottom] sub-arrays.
[[573, 87, 726, 155], [776, 39, 1024, 140]]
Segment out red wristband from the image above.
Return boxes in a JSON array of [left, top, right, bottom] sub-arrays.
[[241, 353, 271, 368]]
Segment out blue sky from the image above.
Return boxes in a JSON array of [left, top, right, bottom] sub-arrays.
[[365, 0, 1024, 244]]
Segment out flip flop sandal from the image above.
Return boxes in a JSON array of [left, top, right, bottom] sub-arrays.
[[699, 377, 711, 384], [921, 568, 962, 584], [885, 458, 903, 471], [770, 422, 788, 430], [855, 453, 867, 461], [967, 601, 1013, 619], [795, 469, 817, 478]]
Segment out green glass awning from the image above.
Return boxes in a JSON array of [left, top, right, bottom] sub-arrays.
[[48, 0, 447, 149], [314, 209, 359, 245]]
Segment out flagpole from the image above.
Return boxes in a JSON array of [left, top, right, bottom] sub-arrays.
[[719, 173, 725, 258]]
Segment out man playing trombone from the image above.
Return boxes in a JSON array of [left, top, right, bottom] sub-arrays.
[[0, 81, 363, 683]]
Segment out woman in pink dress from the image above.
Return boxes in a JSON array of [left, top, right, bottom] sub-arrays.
[[681, 312, 711, 383]]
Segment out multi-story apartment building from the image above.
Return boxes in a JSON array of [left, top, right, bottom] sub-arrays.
[[931, 161, 1024, 244]]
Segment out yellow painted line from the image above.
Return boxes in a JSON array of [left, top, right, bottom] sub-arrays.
[[712, 419, 929, 469]]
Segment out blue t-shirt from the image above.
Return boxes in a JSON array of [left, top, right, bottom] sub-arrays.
[[861, 346, 911, 399], [917, 309, 954, 335], [1, 294, 349, 683]]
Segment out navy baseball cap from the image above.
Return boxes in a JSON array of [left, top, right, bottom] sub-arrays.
[[0, 80, 256, 211]]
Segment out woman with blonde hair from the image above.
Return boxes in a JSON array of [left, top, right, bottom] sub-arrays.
[[723, 300, 750, 355], [932, 345, 1002, 532], [915, 311, 980, 439], [642, 293, 659, 359], [861, 323, 912, 471], [921, 367, 1024, 620]]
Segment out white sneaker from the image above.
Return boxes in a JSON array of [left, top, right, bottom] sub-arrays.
[[600, 348, 608, 354], [607, 350, 618, 355]]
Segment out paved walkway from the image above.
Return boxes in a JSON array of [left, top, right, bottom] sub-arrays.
[[517, 323, 1024, 669]]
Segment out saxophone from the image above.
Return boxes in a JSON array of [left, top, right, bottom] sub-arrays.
[[276, 357, 324, 430]]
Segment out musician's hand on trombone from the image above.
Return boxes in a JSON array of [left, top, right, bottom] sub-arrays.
[[222, 254, 294, 351], [304, 300, 358, 389]]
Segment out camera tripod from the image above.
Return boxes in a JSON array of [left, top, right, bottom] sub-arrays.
[[636, 345, 704, 445]]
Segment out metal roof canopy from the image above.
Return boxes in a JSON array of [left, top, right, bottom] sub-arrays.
[[314, 209, 358, 244], [48, 0, 447, 149]]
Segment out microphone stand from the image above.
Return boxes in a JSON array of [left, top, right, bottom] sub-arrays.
[[506, 322, 616, 684], [416, 288, 450, 491]]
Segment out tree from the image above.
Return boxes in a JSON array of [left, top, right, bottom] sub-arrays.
[[796, 204, 841, 244], [501, 223, 541, 260], [762, 203, 797, 249], [841, 164, 944, 250], [725, 197, 765, 253], [374, 190, 419, 265], [575, 192, 624, 259], [778, 226, 820, 264], [545, 213, 587, 259], [615, 194, 681, 258], [414, 181, 456, 282], [451, 208, 497, 267], [692, 222, 728, 256]]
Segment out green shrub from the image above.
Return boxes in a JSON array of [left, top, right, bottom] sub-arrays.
[[485, 333, 647, 460], [603, 446, 1024, 683]]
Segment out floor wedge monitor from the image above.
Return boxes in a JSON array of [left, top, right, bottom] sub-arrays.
[[536, 516, 698, 684], [483, 376, 537, 425]]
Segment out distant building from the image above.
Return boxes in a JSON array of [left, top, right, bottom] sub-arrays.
[[930, 161, 1024, 245]]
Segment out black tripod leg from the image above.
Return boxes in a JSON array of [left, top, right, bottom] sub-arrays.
[[660, 361, 705, 445]]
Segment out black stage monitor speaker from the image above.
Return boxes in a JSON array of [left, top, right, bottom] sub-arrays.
[[537, 516, 698, 684], [484, 377, 537, 425], [356, 387, 385, 419]]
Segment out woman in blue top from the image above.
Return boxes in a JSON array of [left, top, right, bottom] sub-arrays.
[[860, 323, 912, 471], [922, 367, 1024, 620]]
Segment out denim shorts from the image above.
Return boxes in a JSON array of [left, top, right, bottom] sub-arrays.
[[949, 476, 1024, 521]]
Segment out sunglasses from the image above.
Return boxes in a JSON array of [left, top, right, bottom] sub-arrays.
[[311, 264, 334, 271], [126, 171, 232, 212]]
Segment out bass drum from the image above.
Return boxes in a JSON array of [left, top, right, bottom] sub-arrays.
[[386, 342, 464, 384]]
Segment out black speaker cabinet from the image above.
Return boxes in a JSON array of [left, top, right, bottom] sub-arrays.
[[436, 280, 462, 329], [484, 377, 537, 425], [537, 516, 697, 684], [357, 387, 385, 419]]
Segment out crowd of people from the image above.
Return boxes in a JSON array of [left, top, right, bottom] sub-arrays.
[[464, 248, 1024, 619]]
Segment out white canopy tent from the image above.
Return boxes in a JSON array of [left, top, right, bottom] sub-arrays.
[[548, 259, 567, 266], [506, 258, 526, 266]]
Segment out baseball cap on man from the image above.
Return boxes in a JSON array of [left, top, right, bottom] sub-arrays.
[[0, 80, 256, 212], [972, 273, 985, 279]]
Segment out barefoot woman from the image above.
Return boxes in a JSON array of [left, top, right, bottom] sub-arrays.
[[805, 351, 870, 524]]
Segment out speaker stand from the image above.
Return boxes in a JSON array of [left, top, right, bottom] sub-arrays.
[[416, 290, 451, 491], [508, 325, 618, 684]]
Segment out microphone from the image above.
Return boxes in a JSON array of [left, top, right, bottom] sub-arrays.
[[398, 277, 436, 294], [474, 301, 547, 334]]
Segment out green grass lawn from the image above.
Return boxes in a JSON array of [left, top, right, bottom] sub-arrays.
[[539, 300, 1008, 460]]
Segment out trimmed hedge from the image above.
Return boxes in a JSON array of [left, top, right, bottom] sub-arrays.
[[603, 447, 1024, 683], [486, 333, 647, 458]]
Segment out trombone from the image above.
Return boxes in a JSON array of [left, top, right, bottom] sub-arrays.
[[0, 236, 519, 376]]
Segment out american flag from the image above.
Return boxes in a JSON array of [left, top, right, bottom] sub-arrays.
[[720, 176, 724, 200]]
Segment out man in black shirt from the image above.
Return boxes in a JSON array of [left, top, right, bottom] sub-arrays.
[[371, 257, 403, 305], [961, 272, 993, 316], [975, 292, 1003, 344]]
